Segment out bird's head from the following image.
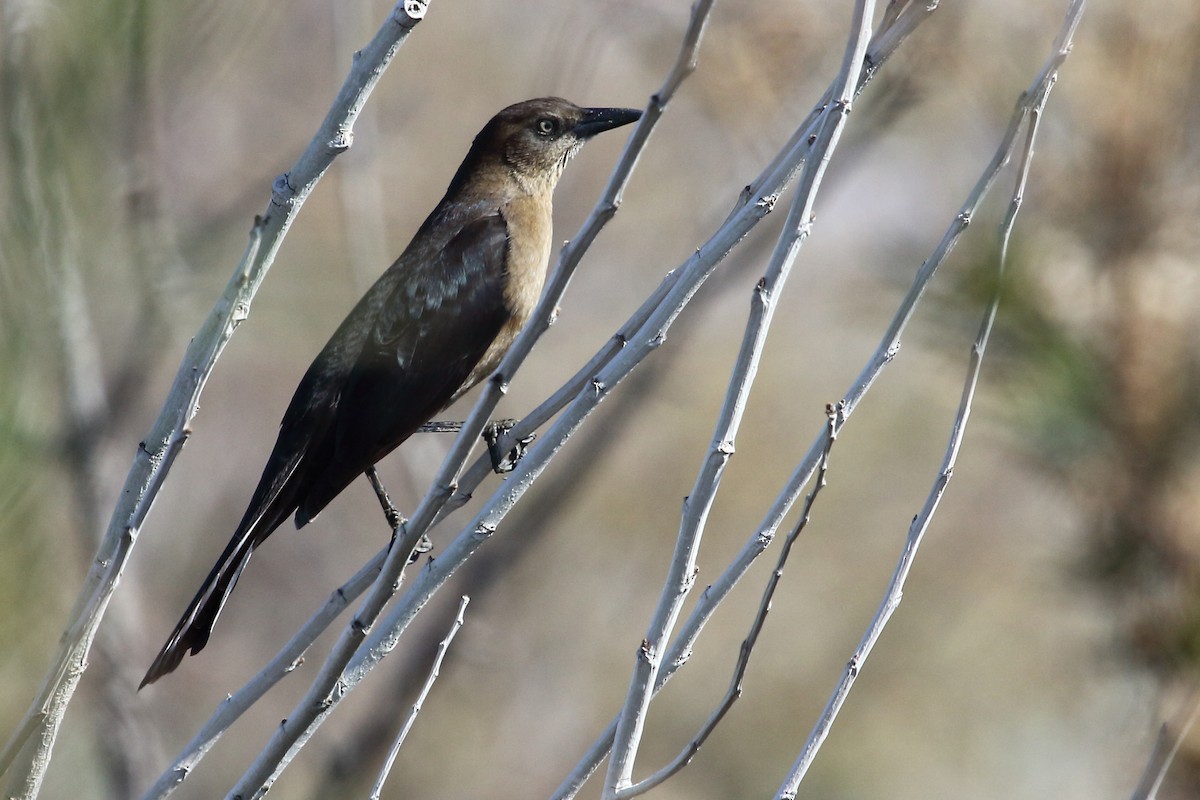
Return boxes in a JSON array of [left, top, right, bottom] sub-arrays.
[[465, 97, 642, 195]]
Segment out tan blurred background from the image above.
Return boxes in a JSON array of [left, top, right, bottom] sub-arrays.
[[2, 0, 1199, 797]]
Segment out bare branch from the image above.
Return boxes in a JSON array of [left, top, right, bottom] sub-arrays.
[[775, 5, 1083, 796], [603, 4, 877, 794], [617, 409, 842, 799], [368, 596, 469, 800], [1130, 695, 1200, 800]]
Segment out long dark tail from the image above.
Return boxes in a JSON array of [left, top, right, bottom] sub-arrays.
[[139, 499, 294, 688]]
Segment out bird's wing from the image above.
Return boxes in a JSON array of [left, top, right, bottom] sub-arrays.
[[295, 211, 512, 522]]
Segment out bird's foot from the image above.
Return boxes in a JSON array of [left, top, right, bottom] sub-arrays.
[[483, 419, 536, 474], [408, 533, 433, 564], [382, 523, 431, 564]]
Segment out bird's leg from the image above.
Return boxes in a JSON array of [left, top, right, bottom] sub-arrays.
[[365, 466, 404, 531], [364, 466, 430, 562], [483, 419, 537, 474]]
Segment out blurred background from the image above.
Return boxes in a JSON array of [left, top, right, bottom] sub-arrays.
[[2, 0, 1198, 797]]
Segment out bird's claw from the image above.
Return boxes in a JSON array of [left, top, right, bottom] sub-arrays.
[[408, 533, 433, 564], [483, 419, 536, 473], [384, 507, 405, 531], [387, 529, 431, 564]]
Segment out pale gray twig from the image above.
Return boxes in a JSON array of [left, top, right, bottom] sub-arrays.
[[775, 4, 1083, 795], [602, 2, 876, 794], [1130, 695, 1200, 800], [367, 596, 469, 800], [616, 409, 842, 800]]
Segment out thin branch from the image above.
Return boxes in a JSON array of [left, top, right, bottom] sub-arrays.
[[603, 3, 876, 794], [1130, 694, 1200, 800], [367, 596, 469, 800], [0, 3, 431, 796], [616, 409, 842, 799], [775, 6, 1080, 796]]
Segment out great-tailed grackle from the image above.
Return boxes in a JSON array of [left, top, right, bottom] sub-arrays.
[[140, 98, 641, 687]]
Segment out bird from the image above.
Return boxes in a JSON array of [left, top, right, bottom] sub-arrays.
[[140, 97, 641, 687]]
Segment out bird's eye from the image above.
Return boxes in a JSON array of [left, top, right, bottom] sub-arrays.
[[535, 117, 559, 136]]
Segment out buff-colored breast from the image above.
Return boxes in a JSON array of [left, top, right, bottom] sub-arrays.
[[459, 192, 552, 392]]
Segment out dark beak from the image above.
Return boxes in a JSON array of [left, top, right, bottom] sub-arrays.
[[573, 106, 642, 139]]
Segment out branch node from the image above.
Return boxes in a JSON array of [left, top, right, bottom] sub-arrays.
[[395, 0, 428, 23], [327, 129, 353, 153], [271, 173, 297, 207]]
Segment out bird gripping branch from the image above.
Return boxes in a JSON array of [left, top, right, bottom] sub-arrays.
[[140, 98, 641, 687]]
